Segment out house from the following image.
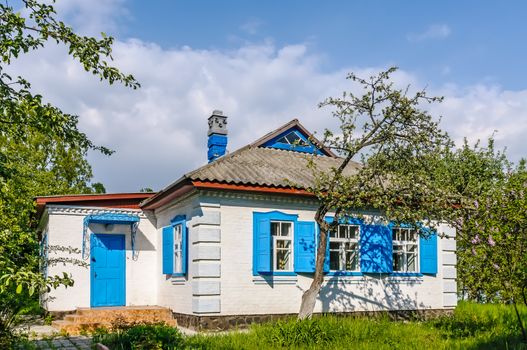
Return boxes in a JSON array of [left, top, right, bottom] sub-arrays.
[[35, 111, 457, 330]]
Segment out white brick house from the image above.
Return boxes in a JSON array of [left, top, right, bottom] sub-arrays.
[[36, 111, 457, 329]]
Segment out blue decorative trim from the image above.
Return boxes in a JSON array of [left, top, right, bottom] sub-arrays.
[[390, 272, 424, 277], [170, 214, 186, 224], [171, 272, 186, 277], [327, 271, 363, 276], [261, 127, 323, 155], [82, 212, 140, 260], [253, 210, 299, 222], [258, 271, 297, 277], [325, 216, 363, 225]]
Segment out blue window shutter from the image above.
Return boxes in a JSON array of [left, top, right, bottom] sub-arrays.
[[360, 224, 393, 273], [321, 218, 333, 273], [162, 226, 174, 275], [254, 213, 272, 273], [420, 230, 438, 274], [294, 221, 316, 273], [181, 221, 188, 275]]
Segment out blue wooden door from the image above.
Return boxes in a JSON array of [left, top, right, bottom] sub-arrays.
[[90, 234, 125, 307]]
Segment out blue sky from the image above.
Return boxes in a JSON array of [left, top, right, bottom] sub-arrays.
[[11, 0, 527, 192], [123, 1, 527, 90]]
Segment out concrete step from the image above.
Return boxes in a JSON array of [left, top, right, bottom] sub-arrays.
[[52, 306, 177, 335]]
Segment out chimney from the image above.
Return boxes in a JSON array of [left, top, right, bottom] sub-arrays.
[[207, 110, 228, 163]]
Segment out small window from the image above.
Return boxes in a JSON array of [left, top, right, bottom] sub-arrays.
[[275, 131, 309, 147], [329, 224, 360, 271], [271, 221, 293, 271], [174, 224, 183, 274], [392, 227, 418, 272]]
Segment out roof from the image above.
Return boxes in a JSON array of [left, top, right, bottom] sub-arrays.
[[36, 192, 155, 218], [141, 119, 360, 209], [186, 146, 359, 188]]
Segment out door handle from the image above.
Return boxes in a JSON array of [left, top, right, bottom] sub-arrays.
[[94, 272, 98, 278], [91, 257, 96, 262]]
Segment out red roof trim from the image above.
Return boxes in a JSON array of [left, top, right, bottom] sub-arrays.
[[191, 180, 315, 197], [140, 184, 195, 210], [35, 193, 154, 205]]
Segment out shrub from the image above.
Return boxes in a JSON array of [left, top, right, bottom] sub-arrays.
[[92, 323, 184, 350]]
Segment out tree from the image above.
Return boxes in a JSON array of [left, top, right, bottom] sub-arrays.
[[0, 0, 138, 343], [459, 161, 527, 341], [298, 67, 453, 319]]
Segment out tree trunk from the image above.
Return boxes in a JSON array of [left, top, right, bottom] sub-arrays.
[[298, 217, 330, 320], [512, 299, 527, 343]]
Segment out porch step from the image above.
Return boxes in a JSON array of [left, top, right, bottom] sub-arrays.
[[52, 306, 177, 335]]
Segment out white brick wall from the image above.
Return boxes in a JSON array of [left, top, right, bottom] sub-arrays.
[[45, 207, 158, 311], [44, 191, 458, 316], [216, 194, 457, 316]]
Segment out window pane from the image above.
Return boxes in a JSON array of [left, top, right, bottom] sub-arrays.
[[407, 253, 416, 272], [349, 226, 358, 239], [345, 250, 359, 271], [392, 229, 398, 241], [393, 252, 404, 272], [281, 222, 292, 237], [271, 222, 280, 236], [338, 225, 346, 239], [330, 250, 340, 271], [276, 239, 291, 249], [329, 242, 340, 250], [276, 249, 291, 270], [329, 229, 337, 238]]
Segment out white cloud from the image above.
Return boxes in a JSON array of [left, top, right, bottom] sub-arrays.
[[407, 24, 451, 42], [5, 19, 525, 192]]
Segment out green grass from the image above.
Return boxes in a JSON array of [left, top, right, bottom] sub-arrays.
[[90, 301, 527, 349]]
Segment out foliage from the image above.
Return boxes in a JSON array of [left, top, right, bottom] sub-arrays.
[[92, 322, 184, 350], [0, 0, 138, 345], [298, 67, 453, 318], [457, 161, 527, 339], [90, 302, 526, 349]]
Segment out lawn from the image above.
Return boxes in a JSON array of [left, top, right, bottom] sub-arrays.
[[90, 301, 527, 349]]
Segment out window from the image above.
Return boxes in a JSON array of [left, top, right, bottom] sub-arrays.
[[163, 216, 187, 276], [275, 131, 309, 147], [173, 223, 183, 274], [392, 227, 418, 272], [271, 221, 293, 271], [329, 224, 360, 271]]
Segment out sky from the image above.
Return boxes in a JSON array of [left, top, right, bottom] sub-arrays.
[[9, 0, 527, 192]]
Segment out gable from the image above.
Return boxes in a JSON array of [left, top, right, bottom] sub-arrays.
[[260, 126, 324, 155], [251, 119, 335, 157]]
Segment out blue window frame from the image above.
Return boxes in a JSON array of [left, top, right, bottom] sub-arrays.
[[253, 211, 318, 276], [162, 215, 188, 276]]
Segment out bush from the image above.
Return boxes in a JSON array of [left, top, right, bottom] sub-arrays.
[[92, 323, 184, 350]]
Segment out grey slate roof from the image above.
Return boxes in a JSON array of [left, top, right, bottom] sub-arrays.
[[186, 146, 360, 188]]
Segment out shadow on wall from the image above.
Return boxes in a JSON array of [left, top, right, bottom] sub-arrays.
[[318, 275, 426, 312]]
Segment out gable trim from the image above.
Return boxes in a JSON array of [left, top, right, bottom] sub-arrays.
[[250, 119, 336, 157]]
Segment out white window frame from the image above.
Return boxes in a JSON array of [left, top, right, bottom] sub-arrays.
[[173, 223, 183, 274], [329, 224, 360, 272], [392, 227, 419, 272], [271, 220, 294, 272]]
